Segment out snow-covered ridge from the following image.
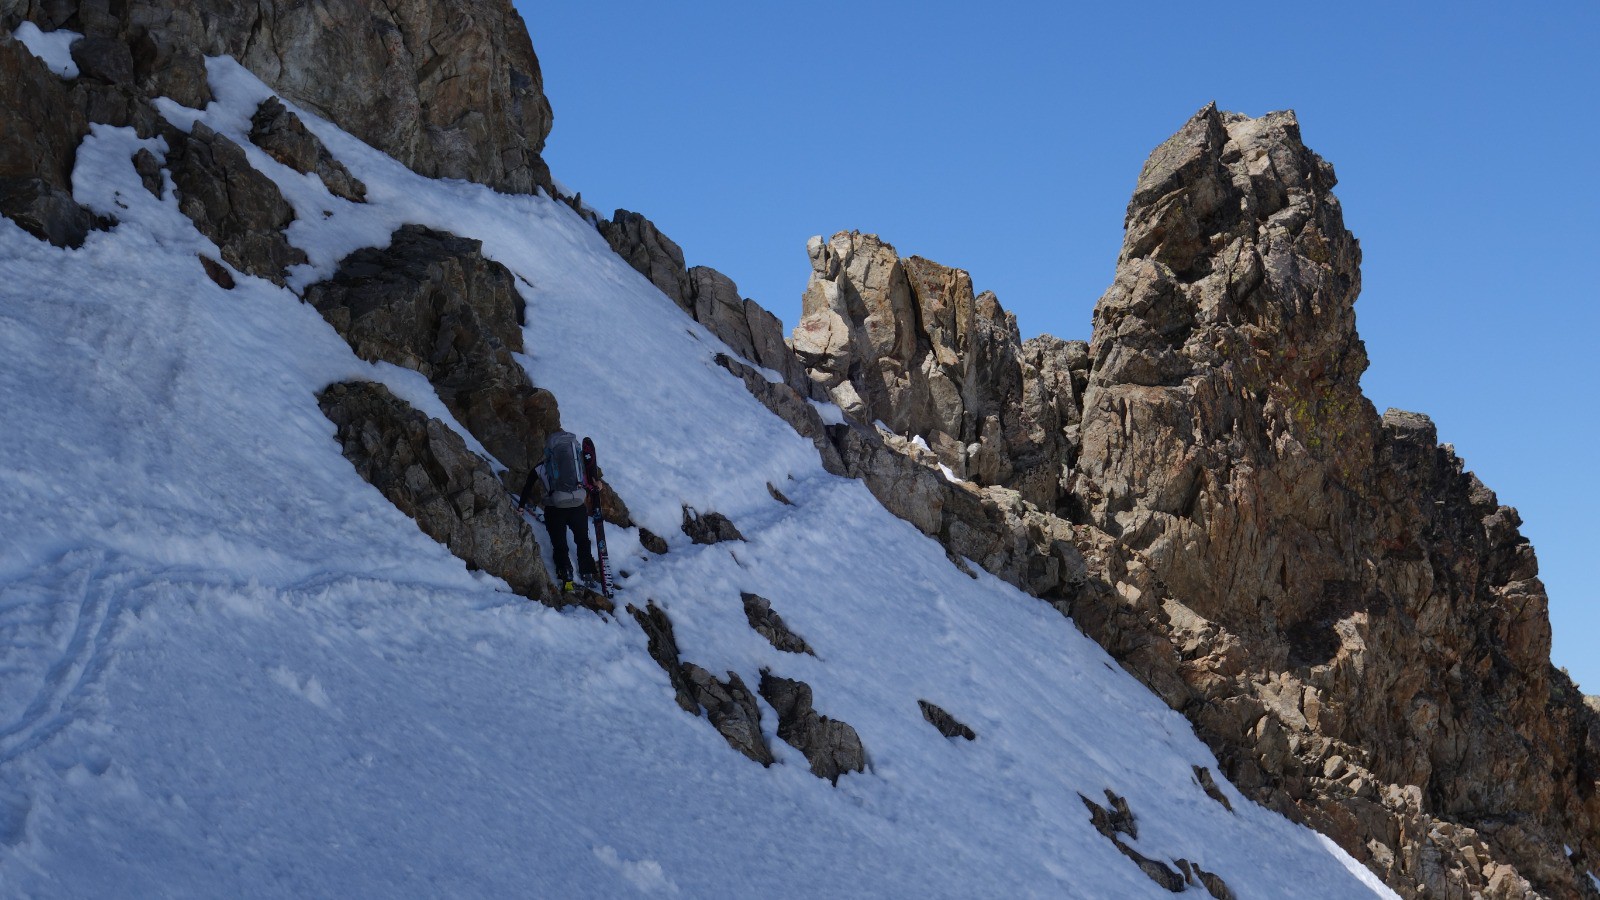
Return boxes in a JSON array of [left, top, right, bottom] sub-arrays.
[[0, 56, 1392, 897]]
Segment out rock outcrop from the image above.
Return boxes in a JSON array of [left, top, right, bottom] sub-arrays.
[[0, 28, 104, 247], [317, 380, 558, 605], [628, 601, 774, 766], [791, 231, 1084, 510], [1, 0, 552, 195], [163, 120, 306, 284], [305, 225, 558, 488], [758, 670, 867, 784], [599, 210, 692, 308], [1061, 105, 1598, 899], [600, 208, 821, 399], [249, 97, 367, 203]]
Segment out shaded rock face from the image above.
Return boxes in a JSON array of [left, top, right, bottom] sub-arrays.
[[249, 97, 366, 203], [0, 29, 104, 247], [304, 225, 558, 488], [627, 602, 774, 766], [790, 231, 1084, 510], [317, 380, 556, 605], [599, 210, 691, 308], [163, 120, 307, 284], [757, 670, 866, 784], [2, 0, 552, 195]]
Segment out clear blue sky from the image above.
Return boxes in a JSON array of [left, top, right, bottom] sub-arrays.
[[521, 1, 1599, 691]]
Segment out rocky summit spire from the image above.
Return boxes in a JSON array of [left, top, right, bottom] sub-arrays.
[[1074, 103, 1375, 636], [1068, 105, 1597, 899]]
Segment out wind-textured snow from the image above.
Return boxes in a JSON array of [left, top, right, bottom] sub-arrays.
[[0, 55, 1397, 897]]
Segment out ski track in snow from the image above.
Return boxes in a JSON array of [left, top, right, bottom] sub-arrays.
[[0, 55, 1398, 898]]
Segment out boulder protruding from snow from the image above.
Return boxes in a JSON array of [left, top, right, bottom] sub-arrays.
[[163, 120, 306, 284], [680, 664, 774, 767], [758, 671, 866, 784], [627, 602, 774, 766], [249, 97, 367, 203], [682, 507, 743, 545], [1080, 789, 1190, 893], [316, 380, 560, 606], [305, 225, 558, 487], [740, 592, 813, 656]]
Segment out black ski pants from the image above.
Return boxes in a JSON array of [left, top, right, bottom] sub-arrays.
[[544, 504, 596, 580]]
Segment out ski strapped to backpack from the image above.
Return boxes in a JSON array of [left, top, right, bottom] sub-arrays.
[[581, 436, 613, 598]]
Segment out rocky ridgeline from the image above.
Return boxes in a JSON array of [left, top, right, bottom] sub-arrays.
[[5, 0, 1598, 893], [597, 106, 1600, 895]]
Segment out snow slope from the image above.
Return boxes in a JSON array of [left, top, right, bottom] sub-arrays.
[[0, 57, 1398, 897]]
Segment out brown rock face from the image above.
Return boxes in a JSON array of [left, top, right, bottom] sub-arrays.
[[790, 231, 1082, 510], [2, 0, 552, 195]]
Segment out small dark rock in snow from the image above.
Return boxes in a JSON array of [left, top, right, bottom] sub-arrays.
[[198, 255, 234, 290], [740, 592, 813, 656], [637, 528, 669, 555], [682, 506, 743, 545], [917, 700, 975, 741], [758, 670, 865, 784]]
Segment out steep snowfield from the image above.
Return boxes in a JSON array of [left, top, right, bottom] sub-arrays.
[[0, 57, 1395, 897]]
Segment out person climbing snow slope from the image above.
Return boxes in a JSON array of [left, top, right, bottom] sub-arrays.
[[517, 428, 597, 593]]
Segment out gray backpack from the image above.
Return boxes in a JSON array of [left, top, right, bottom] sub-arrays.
[[543, 430, 586, 507]]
